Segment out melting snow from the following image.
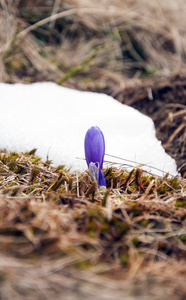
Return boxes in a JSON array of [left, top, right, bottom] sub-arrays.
[[0, 82, 177, 176]]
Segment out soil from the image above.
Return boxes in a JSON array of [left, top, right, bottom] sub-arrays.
[[99, 74, 186, 177]]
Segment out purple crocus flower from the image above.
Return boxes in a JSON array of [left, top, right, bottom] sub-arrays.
[[84, 126, 106, 187]]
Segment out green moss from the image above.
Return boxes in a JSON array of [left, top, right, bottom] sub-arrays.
[[178, 235, 186, 242], [101, 223, 110, 232], [31, 156, 41, 164], [158, 185, 169, 194], [8, 162, 27, 175], [169, 177, 181, 190], [41, 175, 46, 182], [104, 167, 115, 177], [87, 220, 96, 232], [0, 152, 18, 165], [141, 220, 149, 227], [87, 206, 102, 218], [157, 177, 182, 194], [5, 56, 27, 74], [25, 148, 37, 155], [75, 260, 92, 269], [119, 253, 129, 265], [176, 197, 186, 208], [132, 237, 139, 247], [56, 165, 68, 172]]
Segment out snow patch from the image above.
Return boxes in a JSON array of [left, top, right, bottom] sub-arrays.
[[0, 82, 177, 176]]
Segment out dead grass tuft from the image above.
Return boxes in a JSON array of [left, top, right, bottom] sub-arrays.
[[0, 150, 185, 299]]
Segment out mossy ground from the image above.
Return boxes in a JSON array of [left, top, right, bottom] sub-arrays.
[[0, 150, 185, 299]]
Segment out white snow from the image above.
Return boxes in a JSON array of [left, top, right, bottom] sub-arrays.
[[0, 82, 177, 176]]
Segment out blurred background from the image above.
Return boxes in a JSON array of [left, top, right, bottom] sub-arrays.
[[1, 0, 186, 90]]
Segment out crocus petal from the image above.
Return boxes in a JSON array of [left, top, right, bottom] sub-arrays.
[[84, 126, 105, 169], [98, 169, 106, 187]]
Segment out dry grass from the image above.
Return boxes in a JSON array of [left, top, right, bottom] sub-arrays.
[[0, 1, 186, 299], [0, 150, 185, 299], [1, 0, 186, 90]]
